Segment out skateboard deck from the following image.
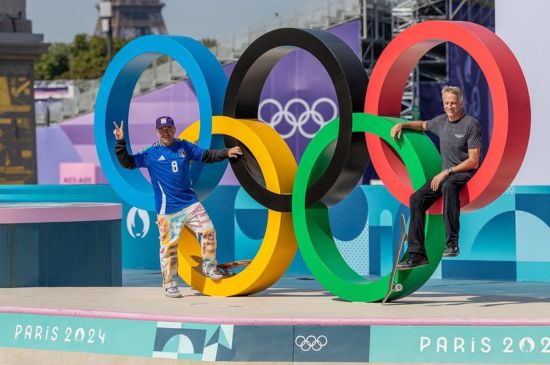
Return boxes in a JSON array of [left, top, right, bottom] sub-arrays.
[[381, 214, 407, 304], [217, 259, 251, 277]]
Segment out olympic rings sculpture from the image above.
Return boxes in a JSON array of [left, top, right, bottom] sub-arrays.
[[94, 21, 530, 302]]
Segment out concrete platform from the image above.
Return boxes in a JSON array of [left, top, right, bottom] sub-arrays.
[[0, 202, 122, 287], [1, 273, 550, 364]]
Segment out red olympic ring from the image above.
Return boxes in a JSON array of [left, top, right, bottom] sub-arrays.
[[365, 20, 530, 213]]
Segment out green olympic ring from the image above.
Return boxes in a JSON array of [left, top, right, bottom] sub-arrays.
[[292, 113, 445, 302]]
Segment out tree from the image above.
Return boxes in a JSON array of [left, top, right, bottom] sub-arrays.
[[34, 43, 70, 80], [200, 38, 218, 49], [34, 34, 130, 80], [68, 34, 108, 79]]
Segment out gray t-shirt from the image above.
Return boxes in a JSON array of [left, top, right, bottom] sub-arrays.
[[426, 114, 482, 170]]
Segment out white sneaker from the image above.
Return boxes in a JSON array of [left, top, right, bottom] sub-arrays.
[[204, 269, 223, 281], [164, 286, 182, 298]]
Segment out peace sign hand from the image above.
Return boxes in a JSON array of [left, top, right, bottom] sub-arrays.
[[113, 121, 125, 141]]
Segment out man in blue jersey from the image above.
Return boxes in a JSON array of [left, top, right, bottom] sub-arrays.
[[390, 86, 482, 269], [113, 116, 242, 298]]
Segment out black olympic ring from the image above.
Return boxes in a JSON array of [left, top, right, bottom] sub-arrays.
[[223, 28, 370, 211]]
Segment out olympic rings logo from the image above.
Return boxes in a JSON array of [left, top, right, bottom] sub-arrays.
[[94, 21, 530, 302], [295, 335, 328, 352], [258, 97, 338, 139]]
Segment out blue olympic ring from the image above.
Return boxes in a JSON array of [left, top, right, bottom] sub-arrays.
[[94, 35, 228, 211]]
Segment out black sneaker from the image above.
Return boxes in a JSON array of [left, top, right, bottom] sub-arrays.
[[443, 242, 460, 257], [396, 253, 429, 270]]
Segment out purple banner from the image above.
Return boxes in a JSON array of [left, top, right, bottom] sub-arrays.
[[258, 20, 360, 159]]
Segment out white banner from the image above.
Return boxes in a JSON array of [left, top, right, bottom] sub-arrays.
[[496, 0, 550, 185]]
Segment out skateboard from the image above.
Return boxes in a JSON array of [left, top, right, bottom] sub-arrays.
[[381, 214, 407, 304], [217, 259, 251, 278]]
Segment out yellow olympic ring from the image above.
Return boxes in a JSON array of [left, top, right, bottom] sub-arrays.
[[177, 116, 297, 296]]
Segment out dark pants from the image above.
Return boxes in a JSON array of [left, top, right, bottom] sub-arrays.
[[407, 172, 474, 256]]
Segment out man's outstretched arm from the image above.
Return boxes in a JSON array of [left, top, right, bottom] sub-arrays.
[[390, 121, 427, 140], [201, 146, 242, 163]]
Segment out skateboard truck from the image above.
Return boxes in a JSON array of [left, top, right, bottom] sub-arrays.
[[381, 213, 407, 304]]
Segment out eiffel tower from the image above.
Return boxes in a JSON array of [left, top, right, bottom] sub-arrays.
[[95, 0, 167, 39]]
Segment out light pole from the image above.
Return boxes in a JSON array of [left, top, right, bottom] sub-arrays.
[[99, 1, 113, 62]]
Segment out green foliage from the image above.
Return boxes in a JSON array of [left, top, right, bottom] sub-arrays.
[[34, 34, 130, 80], [34, 43, 70, 80], [34, 34, 219, 80], [200, 38, 218, 49], [68, 34, 107, 79]]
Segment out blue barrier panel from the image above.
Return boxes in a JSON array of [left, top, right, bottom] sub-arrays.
[[2, 184, 549, 281], [0, 202, 121, 287]]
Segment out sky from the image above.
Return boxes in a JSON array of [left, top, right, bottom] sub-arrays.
[[27, 0, 319, 44]]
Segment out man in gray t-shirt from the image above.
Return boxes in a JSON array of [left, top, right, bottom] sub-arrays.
[[389, 86, 482, 269]]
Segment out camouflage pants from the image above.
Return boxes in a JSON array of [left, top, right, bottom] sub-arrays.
[[156, 202, 217, 288]]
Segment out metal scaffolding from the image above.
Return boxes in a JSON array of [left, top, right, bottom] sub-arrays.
[[391, 0, 420, 119], [366, 0, 495, 119], [360, 0, 391, 73]]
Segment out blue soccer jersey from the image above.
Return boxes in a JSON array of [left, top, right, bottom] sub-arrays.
[[133, 139, 205, 215]]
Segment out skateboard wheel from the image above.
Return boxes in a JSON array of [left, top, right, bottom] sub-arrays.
[[394, 284, 403, 292]]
